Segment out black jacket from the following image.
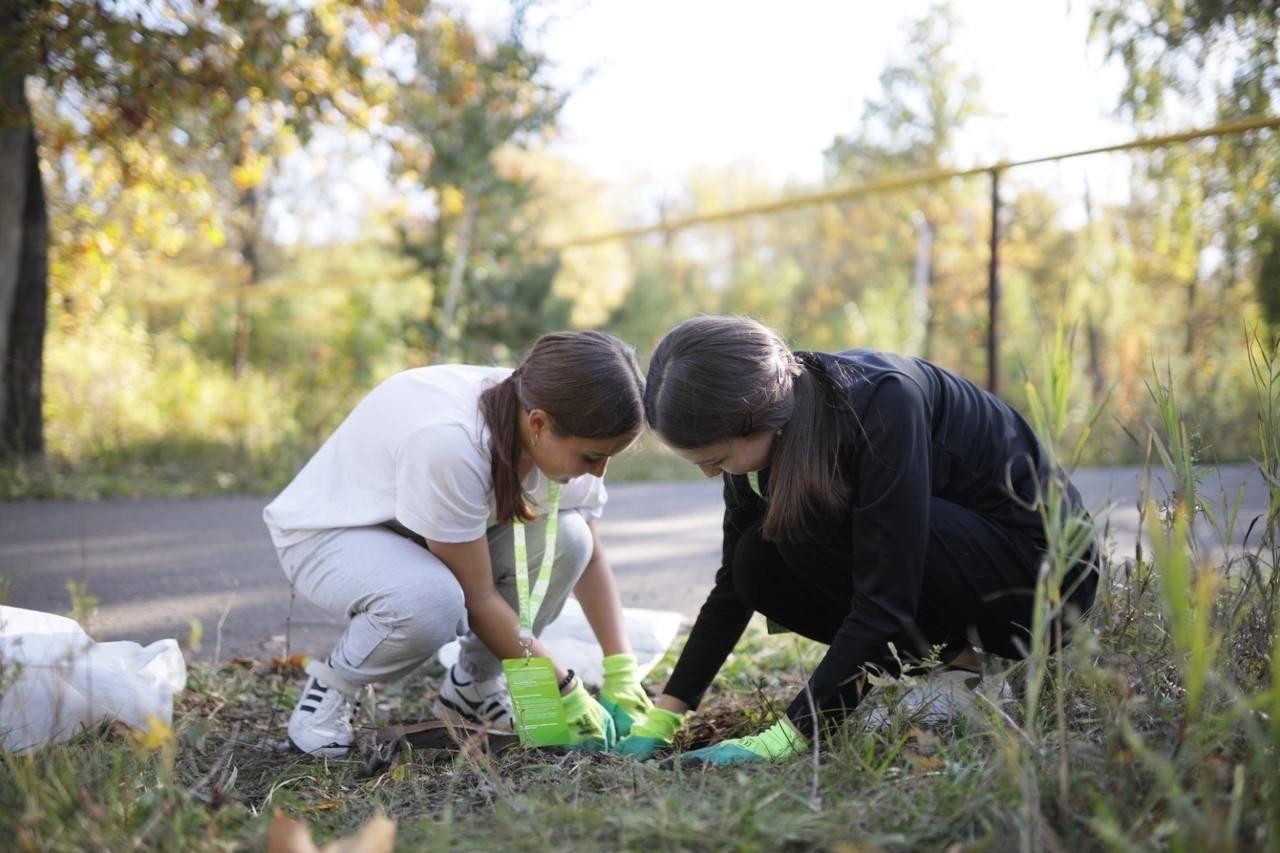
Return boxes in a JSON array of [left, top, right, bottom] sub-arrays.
[[663, 348, 1056, 736]]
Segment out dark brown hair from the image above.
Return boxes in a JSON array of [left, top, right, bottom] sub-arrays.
[[481, 330, 645, 524], [644, 315, 848, 541]]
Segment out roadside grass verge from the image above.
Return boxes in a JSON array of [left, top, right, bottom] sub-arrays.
[[0, 432, 700, 501], [1, 586, 1273, 851]]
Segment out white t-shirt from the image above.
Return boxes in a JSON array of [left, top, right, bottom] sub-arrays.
[[262, 364, 607, 548]]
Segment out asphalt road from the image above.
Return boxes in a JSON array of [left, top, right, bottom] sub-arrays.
[[1, 465, 1266, 661]]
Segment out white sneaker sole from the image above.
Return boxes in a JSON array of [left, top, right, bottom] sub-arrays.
[[287, 733, 354, 758]]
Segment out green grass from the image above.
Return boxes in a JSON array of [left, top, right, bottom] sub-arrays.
[[1, 588, 1274, 850], [0, 439, 309, 501], [3, 336, 1279, 850]]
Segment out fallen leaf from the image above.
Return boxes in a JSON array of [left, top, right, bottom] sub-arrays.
[[267, 812, 318, 853], [271, 655, 310, 677], [266, 809, 396, 853], [323, 812, 397, 853], [904, 749, 945, 772]]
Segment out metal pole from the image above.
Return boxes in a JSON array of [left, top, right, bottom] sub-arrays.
[[987, 168, 1001, 395]]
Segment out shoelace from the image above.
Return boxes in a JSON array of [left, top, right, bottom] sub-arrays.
[[300, 677, 360, 725]]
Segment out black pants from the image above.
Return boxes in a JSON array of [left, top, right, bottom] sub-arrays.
[[733, 496, 1099, 665]]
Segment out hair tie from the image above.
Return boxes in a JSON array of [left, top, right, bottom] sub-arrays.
[[510, 367, 522, 380]]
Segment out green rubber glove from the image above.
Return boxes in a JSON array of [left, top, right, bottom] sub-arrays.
[[666, 719, 806, 768], [598, 653, 655, 737], [561, 678, 617, 751], [614, 707, 684, 760]]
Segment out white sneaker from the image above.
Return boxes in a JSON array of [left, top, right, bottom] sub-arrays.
[[432, 664, 514, 731], [288, 660, 360, 757]]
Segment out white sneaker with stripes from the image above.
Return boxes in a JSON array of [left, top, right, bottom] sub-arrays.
[[432, 664, 514, 731], [288, 659, 360, 757]]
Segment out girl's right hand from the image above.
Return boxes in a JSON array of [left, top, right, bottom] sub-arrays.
[[613, 707, 684, 760]]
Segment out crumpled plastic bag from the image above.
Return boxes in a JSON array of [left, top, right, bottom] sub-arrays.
[[0, 605, 187, 753]]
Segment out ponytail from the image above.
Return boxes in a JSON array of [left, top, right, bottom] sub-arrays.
[[764, 362, 849, 540], [480, 374, 536, 524]]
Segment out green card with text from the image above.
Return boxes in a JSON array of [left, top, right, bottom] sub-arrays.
[[503, 656, 571, 747]]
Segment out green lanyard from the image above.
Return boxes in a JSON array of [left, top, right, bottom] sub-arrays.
[[513, 481, 560, 652]]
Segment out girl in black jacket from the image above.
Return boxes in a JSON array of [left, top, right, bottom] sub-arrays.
[[616, 315, 1098, 765]]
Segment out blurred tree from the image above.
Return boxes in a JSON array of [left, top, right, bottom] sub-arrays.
[[683, 166, 802, 334], [522, 151, 633, 330], [1257, 217, 1280, 336], [0, 0, 424, 459], [1090, 0, 1278, 393], [604, 239, 716, 358], [1089, 0, 1278, 122], [394, 3, 568, 362], [1076, 183, 1137, 406], [819, 1, 984, 370]]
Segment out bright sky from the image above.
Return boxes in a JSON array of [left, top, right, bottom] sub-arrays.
[[275, 0, 1138, 242], [533, 0, 1131, 202]]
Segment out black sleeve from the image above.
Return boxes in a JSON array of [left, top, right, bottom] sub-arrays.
[[785, 376, 933, 738], [662, 473, 763, 709]]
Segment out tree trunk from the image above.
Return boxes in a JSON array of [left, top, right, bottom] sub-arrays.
[[233, 185, 261, 379], [1081, 181, 1106, 405], [0, 80, 27, 420], [1085, 307, 1106, 404], [0, 74, 46, 459], [1183, 237, 1202, 396], [436, 191, 476, 363], [1185, 264, 1198, 358], [911, 210, 934, 358]]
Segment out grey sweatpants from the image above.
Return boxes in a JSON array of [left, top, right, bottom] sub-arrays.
[[275, 511, 594, 687]]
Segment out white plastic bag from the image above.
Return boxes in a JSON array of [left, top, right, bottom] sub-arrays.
[[0, 605, 187, 753]]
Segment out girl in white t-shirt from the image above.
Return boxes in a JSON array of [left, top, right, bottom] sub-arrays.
[[263, 331, 653, 756]]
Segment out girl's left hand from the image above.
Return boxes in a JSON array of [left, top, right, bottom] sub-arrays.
[[598, 653, 655, 737], [663, 719, 806, 768], [562, 678, 617, 751]]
